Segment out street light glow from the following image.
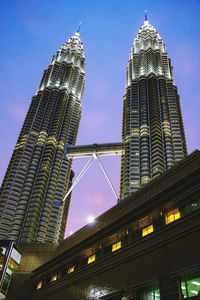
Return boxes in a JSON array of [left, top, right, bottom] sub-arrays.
[[87, 215, 95, 224]]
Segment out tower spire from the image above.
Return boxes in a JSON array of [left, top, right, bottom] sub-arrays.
[[144, 10, 148, 21], [77, 22, 82, 33], [144, 9, 148, 21]]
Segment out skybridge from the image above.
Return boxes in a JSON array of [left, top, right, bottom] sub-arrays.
[[65, 142, 124, 158], [63, 142, 124, 203]]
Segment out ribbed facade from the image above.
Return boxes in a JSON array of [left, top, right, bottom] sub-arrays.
[[120, 19, 187, 198], [0, 32, 85, 243]]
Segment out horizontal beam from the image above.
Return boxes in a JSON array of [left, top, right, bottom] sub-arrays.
[[65, 142, 124, 158]]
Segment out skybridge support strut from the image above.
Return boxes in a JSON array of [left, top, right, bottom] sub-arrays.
[[94, 153, 118, 200], [63, 155, 95, 202], [62, 152, 121, 203]]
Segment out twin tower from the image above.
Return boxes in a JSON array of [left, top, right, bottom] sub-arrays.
[[0, 17, 187, 244]]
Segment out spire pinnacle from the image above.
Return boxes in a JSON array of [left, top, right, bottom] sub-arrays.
[[77, 22, 82, 33], [144, 10, 148, 21]]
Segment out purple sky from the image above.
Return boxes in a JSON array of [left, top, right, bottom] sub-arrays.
[[0, 0, 200, 237]]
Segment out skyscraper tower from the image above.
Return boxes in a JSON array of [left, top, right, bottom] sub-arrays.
[[0, 31, 85, 243], [120, 14, 187, 198]]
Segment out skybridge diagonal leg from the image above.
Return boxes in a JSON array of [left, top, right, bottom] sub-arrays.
[[63, 156, 95, 202], [95, 154, 119, 200]]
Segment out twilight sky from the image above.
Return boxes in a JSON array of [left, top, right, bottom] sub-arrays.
[[0, 0, 200, 237]]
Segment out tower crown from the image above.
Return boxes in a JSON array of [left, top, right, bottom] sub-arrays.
[[139, 11, 156, 33], [127, 17, 171, 83], [65, 31, 84, 53], [50, 30, 85, 68], [133, 19, 162, 54], [38, 31, 85, 99], [139, 20, 156, 33]]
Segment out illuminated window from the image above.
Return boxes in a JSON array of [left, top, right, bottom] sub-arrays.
[[181, 275, 200, 298], [183, 199, 200, 215], [142, 225, 154, 237], [141, 177, 150, 183], [165, 208, 180, 224], [140, 284, 160, 300], [36, 280, 43, 290], [130, 181, 139, 185], [87, 254, 96, 264], [112, 241, 121, 252], [8, 257, 18, 271], [68, 266, 75, 274], [50, 274, 57, 282]]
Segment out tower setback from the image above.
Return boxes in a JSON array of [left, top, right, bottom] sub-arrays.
[[120, 17, 187, 198], [0, 32, 85, 243]]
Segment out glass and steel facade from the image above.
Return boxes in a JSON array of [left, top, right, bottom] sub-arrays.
[[0, 32, 85, 243], [120, 18, 187, 198], [0, 241, 21, 299]]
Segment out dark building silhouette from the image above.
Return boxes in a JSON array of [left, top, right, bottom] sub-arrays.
[[120, 16, 187, 198], [6, 151, 200, 300], [0, 31, 85, 244]]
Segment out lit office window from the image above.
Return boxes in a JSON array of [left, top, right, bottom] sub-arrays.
[[68, 266, 74, 274], [36, 280, 43, 290], [184, 199, 200, 215], [88, 254, 96, 264], [142, 225, 154, 237], [141, 285, 160, 300], [165, 208, 180, 224], [112, 241, 122, 252], [50, 274, 57, 282], [180, 276, 200, 298]]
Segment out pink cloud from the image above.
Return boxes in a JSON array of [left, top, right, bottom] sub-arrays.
[[87, 192, 106, 208], [7, 103, 28, 121]]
